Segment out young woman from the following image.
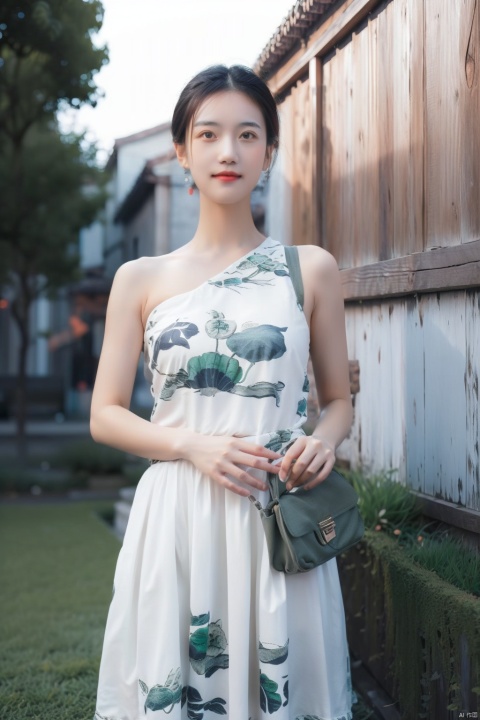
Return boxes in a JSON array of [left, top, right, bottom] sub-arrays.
[[92, 64, 356, 720]]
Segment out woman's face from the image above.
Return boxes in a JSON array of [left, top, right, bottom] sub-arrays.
[[178, 90, 272, 204]]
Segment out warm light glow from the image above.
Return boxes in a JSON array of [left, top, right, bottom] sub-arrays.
[[0, 299, 9, 310]]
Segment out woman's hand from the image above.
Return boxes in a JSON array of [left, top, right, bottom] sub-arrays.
[[278, 434, 336, 491], [181, 433, 282, 497]]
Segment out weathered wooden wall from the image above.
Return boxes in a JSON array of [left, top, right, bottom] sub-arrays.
[[266, 0, 480, 517], [319, 0, 424, 268], [268, 78, 314, 247], [320, 0, 479, 266], [339, 290, 480, 511]]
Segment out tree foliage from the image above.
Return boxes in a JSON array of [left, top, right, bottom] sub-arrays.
[[0, 0, 108, 452], [0, 0, 108, 142], [0, 119, 106, 294]]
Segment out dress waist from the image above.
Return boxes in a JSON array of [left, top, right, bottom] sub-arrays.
[[149, 425, 306, 465]]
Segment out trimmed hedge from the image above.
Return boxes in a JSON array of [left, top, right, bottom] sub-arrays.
[[339, 531, 480, 719]]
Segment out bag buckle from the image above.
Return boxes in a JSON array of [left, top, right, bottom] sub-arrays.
[[318, 516, 336, 544]]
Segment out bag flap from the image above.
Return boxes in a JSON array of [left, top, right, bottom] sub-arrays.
[[276, 469, 359, 538]]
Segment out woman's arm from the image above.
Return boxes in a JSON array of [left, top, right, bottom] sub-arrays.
[[279, 246, 353, 489], [90, 260, 191, 461], [90, 260, 282, 494]]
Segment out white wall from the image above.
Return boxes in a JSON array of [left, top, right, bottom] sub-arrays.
[[116, 131, 173, 205], [124, 194, 156, 260], [80, 221, 104, 269], [168, 163, 200, 251]]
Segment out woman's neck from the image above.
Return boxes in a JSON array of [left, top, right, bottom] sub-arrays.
[[191, 194, 264, 252]]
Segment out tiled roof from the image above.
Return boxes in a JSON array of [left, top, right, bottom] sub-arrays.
[[253, 0, 340, 80]]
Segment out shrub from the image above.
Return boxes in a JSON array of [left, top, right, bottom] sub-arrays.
[[343, 468, 420, 534], [54, 439, 126, 475]]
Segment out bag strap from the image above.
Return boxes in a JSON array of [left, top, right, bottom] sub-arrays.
[[284, 244, 304, 311]]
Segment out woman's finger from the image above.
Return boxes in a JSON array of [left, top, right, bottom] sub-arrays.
[[221, 461, 269, 492], [278, 438, 308, 481], [302, 456, 336, 490], [233, 450, 280, 475], [238, 441, 283, 461]]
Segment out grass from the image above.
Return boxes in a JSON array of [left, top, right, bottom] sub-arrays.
[[0, 501, 376, 720], [404, 530, 480, 597], [0, 502, 121, 720]]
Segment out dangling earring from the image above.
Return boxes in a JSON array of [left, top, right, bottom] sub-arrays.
[[264, 166, 271, 183], [184, 168, 196, 195]]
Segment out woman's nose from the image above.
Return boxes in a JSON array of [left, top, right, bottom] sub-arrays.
[[218, 135, 239, 163]]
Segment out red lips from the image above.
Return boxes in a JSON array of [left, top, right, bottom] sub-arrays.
[[212, 172, 241, 178]]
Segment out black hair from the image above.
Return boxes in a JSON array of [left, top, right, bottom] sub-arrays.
[[171, 64, 279, 158]]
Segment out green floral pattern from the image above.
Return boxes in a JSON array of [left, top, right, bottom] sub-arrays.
[[189, 611, 229, 678], [207, 251, 289, 294], [181, 686, 227, 717], [258, 637, 289, 713], [151, 311, 288, 406], [138, 668, 183, 713]]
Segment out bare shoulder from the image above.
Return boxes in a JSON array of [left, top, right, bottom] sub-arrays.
[[296, 244, 339, 277], [295, 245, 342, 321], [111, 253, 176, 297], [107, 257, 164, 319]]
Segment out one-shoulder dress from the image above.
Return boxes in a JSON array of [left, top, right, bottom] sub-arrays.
[[93, 236, 357, 720]]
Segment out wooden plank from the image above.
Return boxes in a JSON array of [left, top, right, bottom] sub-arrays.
[[352, 23, 374, 266], [405, 296, 425, 493], [386, 302, 406, 473], [341, 300, 407, 483], [349, 655, 402, 720], [376, 2, 394, 261], [309, 56, 322, 247], [412, 491, 480, 534], [268, 0, 381, 97], [322, 37, 355, 264], [292, 78, 313, 246], [340, 238, 480, 299], [342, 260, 480, 299], [425, 0, 480, 248], [392, 0, 424, 257], [465, 290, 480, 511], [423, 292, 467, 506]]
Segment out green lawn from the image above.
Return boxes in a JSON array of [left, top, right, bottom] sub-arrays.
[[0, 501, 376, 720], [0, 502, 120, 720]]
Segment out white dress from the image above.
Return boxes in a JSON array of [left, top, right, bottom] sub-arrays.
[[94, 236, 357, 720]]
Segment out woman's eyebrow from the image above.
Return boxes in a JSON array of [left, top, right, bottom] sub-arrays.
[[193, 120, 262, 129]]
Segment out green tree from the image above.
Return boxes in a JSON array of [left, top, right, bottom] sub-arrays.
[[0, 1, 108, 455]]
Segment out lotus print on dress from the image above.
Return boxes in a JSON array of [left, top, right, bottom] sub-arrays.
[[189, 612, 229, 678], [153, 312, 288, 406], [207, 252, 289, 293], [138, 668, 182, 713]]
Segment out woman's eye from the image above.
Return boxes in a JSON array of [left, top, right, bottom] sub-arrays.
[[201, 131, 215, 139], [241, 132, 255, 140]]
